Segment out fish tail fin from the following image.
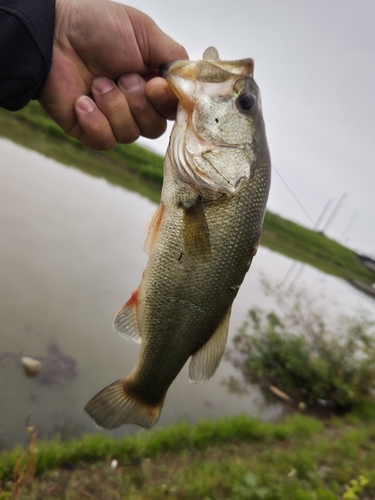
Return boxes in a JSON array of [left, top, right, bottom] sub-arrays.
[[84, 378, 163, 429]]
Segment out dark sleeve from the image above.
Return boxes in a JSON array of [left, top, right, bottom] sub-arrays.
[[0, 0, 55, 111]]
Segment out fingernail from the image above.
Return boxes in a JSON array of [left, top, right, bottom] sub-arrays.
[[119, 74, 143, 92], [77, 96, 95, 112], [93, 77, 115, 95], [148, 87, 169, 104]]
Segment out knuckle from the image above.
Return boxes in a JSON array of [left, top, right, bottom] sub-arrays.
[[142, 119, 167, 139], [154, 102, 177, 121], [84, 134, 116, 151], [101, 136, 117, 151], [95, 88, 120, 110], [84, 123, 116, 150], [66, 122, 82, 141], [118, 125, 140, 144], [129, 99, 150, 119]]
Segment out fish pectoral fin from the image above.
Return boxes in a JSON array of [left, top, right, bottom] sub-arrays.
[[85, 378, 163, 429], [144, 202, 164, 255], [189, 307, 232, 383], [113, 288, 141, 343], [182, 197, 211, 258]]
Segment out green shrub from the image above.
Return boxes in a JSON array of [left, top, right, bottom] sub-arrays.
[[226, 281, 375, 411], [343, 475, 369, 500], [230, 472, 270, 499]]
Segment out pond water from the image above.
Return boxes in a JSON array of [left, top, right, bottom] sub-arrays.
[[0, 137, 374, 450]]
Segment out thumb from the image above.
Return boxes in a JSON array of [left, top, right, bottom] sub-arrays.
[[125, 7, 189, 69]]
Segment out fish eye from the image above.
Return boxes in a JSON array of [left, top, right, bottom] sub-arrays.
[[237, 92, 256, 112]]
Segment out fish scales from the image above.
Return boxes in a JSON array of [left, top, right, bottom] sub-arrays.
[[136, 174, 269, 393], [85, 48, 271, 429]]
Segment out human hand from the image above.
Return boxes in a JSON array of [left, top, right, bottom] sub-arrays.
[[39, 0, 188, 150]]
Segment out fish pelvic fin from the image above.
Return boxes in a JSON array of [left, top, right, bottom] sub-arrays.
[[144, 202, 164, 255], [85, 378, 163, 429], [113, 288, 141, 343], [189, 307, 232, 383]]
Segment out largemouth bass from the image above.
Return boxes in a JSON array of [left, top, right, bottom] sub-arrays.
[[85, 47, 271, 429]]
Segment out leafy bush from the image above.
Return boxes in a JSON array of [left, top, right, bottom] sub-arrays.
[[343, 475, 369, 500], [226, 281, 375, 411]]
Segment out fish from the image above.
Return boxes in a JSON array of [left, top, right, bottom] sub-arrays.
[[85, 47, 271, 429]]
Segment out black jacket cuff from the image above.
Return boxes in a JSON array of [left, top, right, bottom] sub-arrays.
[[0, 0, 55, 111]]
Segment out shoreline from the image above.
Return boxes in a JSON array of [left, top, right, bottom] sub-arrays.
[[0, 103, 373, 284]]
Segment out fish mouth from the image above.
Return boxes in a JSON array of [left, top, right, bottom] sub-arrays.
[[161, 56, 254, 110]]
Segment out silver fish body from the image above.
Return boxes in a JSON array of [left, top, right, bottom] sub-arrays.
[[85, 48, 271, 429]]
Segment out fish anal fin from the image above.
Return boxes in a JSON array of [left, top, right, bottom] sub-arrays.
[[113, 288, 141, 343], [85, 378, 163, 429], [182, 197, 211, 259], [144, 203, 164, 255], [189, 307, 232, 383]]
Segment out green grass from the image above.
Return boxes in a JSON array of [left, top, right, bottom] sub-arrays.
[[1, 415, 306, 480], [12, 100, 164, 184], [262, 211, 374, 282], [0, 102, 374, 285], [2, 411, 375, 498], [0, 104, 162, 204]]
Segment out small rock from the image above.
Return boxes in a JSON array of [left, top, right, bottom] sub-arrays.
[[317, 398, 335, 408], [21, 357, 41, 376], [287, 468, 296, 478]]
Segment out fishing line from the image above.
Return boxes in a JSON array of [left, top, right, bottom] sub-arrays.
[[271, 164, 321, 232], [271, 164, 375, 311]]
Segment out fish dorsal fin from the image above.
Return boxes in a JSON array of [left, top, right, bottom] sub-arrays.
[[144, 203, 164, 255], [202, 46, 219, 61], [113, 289, 141, 343], [189, 307, 232, 383]]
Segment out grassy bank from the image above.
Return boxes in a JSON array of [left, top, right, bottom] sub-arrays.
[[2, 410, 375, 499], [261, 212, 374, 282], [0, 102, 374, 284], [0, 104, 162, 204], [10, 101, 164, 185]]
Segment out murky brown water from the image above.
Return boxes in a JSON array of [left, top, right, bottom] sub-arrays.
[[0, 137, 373, 450]]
